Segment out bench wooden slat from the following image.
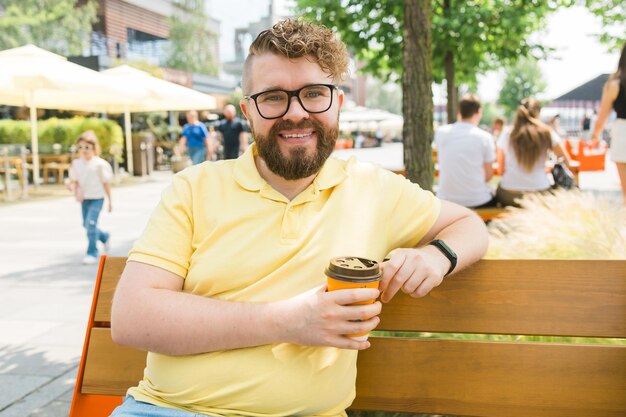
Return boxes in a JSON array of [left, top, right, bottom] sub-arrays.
[[82, 328, 146, 396], [82, 328, 626, 417], [95, 258, 626, 338], [94, 257, 126, 323], [378, 259, 626, 338], [353, 337, 626, 416]]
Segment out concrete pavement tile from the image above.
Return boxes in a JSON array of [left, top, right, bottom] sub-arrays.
[[0, 320, 61, 345], [0, 345, 80, 376], [0, 288, 90, 322], [28, 396, 72, 417], [5, 299, 91, 324], [0, 374, 50, 411], [28, 323, 88, 348], [0, 367, 76, 417]]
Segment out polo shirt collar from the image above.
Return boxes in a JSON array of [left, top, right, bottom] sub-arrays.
[[233, 143, 347, 195]]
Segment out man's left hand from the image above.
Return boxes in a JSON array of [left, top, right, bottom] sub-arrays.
[[379, 247, 450, 303]]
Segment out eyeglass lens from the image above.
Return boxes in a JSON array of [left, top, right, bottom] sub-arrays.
[[255, 85, 333, 119]]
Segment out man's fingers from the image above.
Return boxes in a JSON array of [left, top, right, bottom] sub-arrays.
[[326, 288, 380, 305]]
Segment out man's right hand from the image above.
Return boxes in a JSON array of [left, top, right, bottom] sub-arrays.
[[272, 285, 382, 350]]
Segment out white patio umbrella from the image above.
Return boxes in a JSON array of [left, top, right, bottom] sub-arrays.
[[101, 65, 217, 172], [340, 106, 403, 132], [0, 45, 145, 185]]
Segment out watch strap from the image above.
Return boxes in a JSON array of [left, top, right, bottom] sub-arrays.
[[428, 239, 457, 276]]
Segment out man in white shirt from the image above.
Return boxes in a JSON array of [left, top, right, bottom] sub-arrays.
[[435, 94, 497, 208]]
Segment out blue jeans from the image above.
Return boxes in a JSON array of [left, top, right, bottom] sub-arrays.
[[110, 396, 212, 417], [188, 147, 206, 165], [81, 198, 109, 257]]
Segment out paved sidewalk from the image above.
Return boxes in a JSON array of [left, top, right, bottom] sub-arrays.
[[0, 171, 173, 417]]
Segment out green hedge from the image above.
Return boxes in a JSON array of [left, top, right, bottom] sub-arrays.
[[0, 117, 123, 158]]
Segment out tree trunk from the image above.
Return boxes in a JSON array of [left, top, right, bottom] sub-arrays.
[[403, 0, 434, 190], [443, 0, 457, 124], [445, 50, 457, 123]]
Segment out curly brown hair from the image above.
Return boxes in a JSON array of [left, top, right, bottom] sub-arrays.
[[242, 19, 349, 94]]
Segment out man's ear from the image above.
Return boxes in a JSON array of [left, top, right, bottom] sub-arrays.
[[337, 88, 344, 110], [240, 99, 250, 121]]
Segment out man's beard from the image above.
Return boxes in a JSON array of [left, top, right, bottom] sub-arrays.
[[251, 117, 338, 180]]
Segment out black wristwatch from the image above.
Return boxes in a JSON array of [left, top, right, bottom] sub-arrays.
[[428, 239, 457, 276]]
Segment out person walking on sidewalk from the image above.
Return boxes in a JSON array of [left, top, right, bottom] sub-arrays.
[[216, 104, 249, 159], [67, 130, 112, 264], [179, 110, 213, 165]]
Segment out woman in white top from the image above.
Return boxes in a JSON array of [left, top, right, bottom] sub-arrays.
[[67, 130, 113, 264], [496, 98, 572, 207]]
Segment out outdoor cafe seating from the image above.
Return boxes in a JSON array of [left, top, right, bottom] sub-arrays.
[[1, 143, 75, 200]]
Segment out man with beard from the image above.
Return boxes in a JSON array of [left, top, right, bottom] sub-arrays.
[[110, 19, 488, 417]]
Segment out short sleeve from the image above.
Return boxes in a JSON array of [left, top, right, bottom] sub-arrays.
[[484, 134, 496, 162], [201, 123, 209, 137], [69, 159, 78, 181], [497, 127, 510, 149], [381, 172, 441, 249], [550, 129, 561, 147], [128, 174, 194, 278], [99, 160, 113, 183]]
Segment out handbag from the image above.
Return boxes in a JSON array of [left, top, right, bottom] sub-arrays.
[[551, 159, 576, 189]]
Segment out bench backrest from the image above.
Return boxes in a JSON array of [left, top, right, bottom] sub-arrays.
[[70, 256, 626, 417]]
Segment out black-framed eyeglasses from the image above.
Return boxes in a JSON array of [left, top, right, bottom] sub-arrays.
[[244, 84, 338, 120]]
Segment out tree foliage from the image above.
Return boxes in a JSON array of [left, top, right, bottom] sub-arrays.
[[0, 0, 97, 55], [582, 0, 626, 51], [498, 57, 547, 118], [365, 78, 402, 115], [165, 0, 217, 76], [295, 0, 559, 96]]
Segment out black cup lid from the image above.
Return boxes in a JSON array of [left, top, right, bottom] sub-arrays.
[[325, 256, 381, 282]]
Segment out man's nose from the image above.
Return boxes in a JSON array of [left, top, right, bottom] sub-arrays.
[[282, 96, 309, 122]]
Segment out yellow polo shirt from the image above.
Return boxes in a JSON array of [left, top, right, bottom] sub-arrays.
[[127, 144, 440, 416]]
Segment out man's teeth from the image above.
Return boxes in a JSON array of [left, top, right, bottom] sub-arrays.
[[282, 133, 311, 138]]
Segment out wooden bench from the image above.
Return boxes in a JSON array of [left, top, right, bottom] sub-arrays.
[[70, 256, 626, 417]]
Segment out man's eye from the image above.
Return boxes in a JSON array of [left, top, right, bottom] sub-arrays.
[[304, 91, 323, 98], [259, 93, 286, 103]]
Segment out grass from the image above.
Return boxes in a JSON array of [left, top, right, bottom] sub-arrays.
[[486, 189, 625, 260]]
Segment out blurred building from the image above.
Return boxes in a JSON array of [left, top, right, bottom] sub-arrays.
[[72, 0, 235, 108], [545, 73, 610, 133]]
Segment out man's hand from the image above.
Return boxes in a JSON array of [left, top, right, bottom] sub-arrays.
[[275, 285, 381, 350], [379, 247, 450, 303]]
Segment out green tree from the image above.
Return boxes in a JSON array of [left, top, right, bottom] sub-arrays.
[[296, 0, 560, 123], [582, 0, 626, 50], [295, 0, 562, 184], [403, 0, 434, 189], [0, 0, 97, 55], [498, 57, 547, 118], [365, 78, 402, 115], [165, 0, 218, 76]]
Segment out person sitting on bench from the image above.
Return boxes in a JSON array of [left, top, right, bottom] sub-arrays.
[[110, 19, 488, 417]]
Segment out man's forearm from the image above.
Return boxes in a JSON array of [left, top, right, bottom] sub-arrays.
[[113, 289, 285, 355]]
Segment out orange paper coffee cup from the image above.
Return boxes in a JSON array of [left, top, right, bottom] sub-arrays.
[[325, 256, 382, 340]]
